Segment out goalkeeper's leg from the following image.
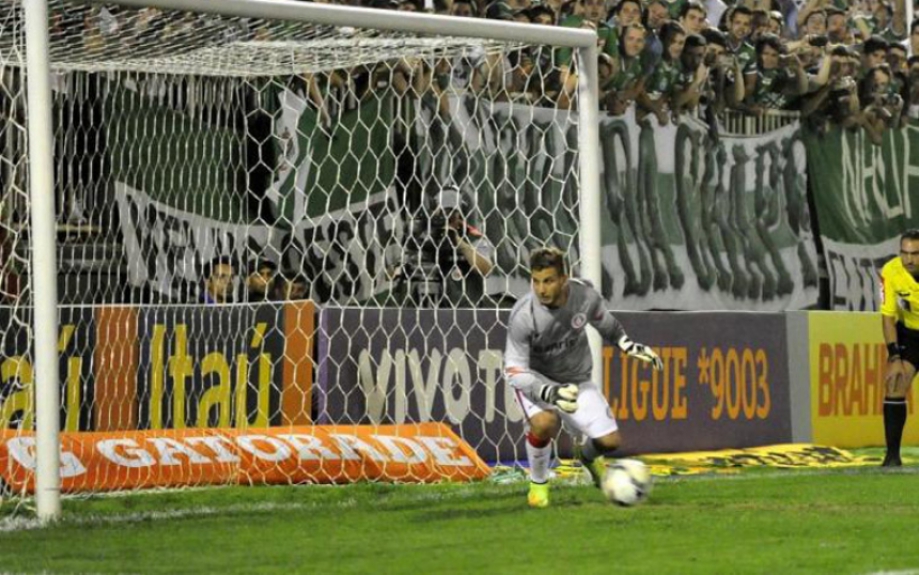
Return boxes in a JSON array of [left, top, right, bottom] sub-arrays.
[[515, 390, 562, 508], [561, 382, 621, 489], [576, 431, 621, 488], [525, 431, 552, 509]]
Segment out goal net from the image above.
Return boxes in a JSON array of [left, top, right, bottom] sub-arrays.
[[0, 0, 596, 510]]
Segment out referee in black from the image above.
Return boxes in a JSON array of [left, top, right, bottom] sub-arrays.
[[879, 229, 919, 467]]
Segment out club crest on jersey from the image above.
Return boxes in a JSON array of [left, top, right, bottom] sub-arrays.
[[571, 313, 587, 329]]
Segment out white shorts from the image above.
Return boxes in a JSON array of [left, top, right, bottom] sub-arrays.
[[513, 382, 618, 439]]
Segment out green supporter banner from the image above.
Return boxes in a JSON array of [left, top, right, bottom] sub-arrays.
[[413, 95, 582, 300], [107, 77, 820, 310], [266, 86, 402, 302], [110, 78, 400, 304], [804, 126, 919, 311], [264, 85, 396, 227], [106, 77, 273, 302], [105, 78, 248, 222], [417, 99, 820, 310], [116, 182, 280, 302]]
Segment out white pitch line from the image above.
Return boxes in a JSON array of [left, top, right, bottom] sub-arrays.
[[0, 498, 358, 533], [2, 466, 916, 532]]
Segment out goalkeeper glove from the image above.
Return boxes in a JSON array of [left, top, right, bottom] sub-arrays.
[[538, 383, 579, 413], [618, 336, 664, 371]]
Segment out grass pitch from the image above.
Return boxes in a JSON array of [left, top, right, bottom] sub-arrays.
[[2, 465, 919, 574]]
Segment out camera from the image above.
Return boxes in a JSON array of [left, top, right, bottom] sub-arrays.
[[883, 93, 903, 107], [409, 186, 468, 250], [388, 221, 444, 306], [808, 35, 828, 48], [830, 88, 850, 101], [391, 186, 470, 306], [831, 76, 855, 92], [411, 210, 449, 246]]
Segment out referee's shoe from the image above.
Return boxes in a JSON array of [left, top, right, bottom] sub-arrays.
[[881, 452, 903, 467]]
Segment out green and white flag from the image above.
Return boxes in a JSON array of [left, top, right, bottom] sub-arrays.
[[806, 125, 919, 311], [418, 99, 820, 310]]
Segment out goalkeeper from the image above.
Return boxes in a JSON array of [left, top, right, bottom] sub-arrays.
[[504, 247, 663, 508]]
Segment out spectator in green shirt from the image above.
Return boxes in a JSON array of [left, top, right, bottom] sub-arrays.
[[671, 32, 709, 115], [641, 0, 673, 74], [858, 63, 903, 143], [724, 5, 758, 100], [853, 0, 907, 44], [745, 33, 808, 112], [701, 27, 746, 113], [678, 0, 708, 35], [555, 0, 618, 108], [603, 23, 649, 115], [640, 21, 687, 125]]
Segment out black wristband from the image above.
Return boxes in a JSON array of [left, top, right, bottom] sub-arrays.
[[887, 342, 902, 358]]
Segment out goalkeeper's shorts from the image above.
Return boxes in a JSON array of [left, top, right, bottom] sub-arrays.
[[514, 381, 618, 439]]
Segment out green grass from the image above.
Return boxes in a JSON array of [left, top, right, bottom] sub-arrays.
[[3, 465, 919, 574]]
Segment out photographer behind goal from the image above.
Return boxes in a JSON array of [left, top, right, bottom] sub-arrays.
[[393, 185, 495, 308]]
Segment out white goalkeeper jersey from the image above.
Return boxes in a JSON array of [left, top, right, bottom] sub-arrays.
[[504, 279, 627, 396]]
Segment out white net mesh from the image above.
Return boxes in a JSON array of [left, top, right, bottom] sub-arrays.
[[0, 0, 585, 501], [24, 4, 516, 76]]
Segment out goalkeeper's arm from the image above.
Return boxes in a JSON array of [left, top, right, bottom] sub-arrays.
[[584, 290, 663, 371], [537, 381, 579, 413], [618, 335, 664, 371], [505, 366, 579, 413], [504, 310, 579, 412]]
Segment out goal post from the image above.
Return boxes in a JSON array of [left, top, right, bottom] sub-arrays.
[[24, 0, 63, 523], [14, 0, 602, 521]]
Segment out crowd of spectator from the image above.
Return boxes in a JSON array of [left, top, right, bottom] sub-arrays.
[[18, 0, 914, 307], [437, 0, 913, 144], [198, 257, 311, 304], [67, 0, 917, 146], [347, 0, 909, 144], [316, 0, 916, 144]]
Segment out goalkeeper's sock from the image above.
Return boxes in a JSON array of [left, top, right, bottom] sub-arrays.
[[883, 397, 907, 462], [578, 437, 600, 463], [526, 432, 552, 484], [577, 438, 606, 488]]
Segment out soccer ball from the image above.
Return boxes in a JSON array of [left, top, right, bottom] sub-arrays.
[[601, 459, 652, 506]]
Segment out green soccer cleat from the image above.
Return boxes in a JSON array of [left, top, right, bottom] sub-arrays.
[[577, 449, 607, 489], [528, 481, 549, 508]]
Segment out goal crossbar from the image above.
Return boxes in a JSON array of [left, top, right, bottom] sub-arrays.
[[92, 0, 598, 48]]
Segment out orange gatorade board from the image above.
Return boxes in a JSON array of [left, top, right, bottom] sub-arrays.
[[0, 423, 490, 493]]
